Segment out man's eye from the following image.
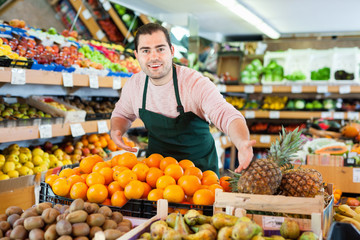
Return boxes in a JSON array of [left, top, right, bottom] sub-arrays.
[[142, 50, 149, 54], [158, 48, 165, 52]]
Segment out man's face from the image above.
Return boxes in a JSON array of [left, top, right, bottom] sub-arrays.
[[134, 31, 174, 83]]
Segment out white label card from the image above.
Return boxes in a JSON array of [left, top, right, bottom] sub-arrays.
[[244, 85, 255, 93], [89, 75, 99, 88], [97, 120, 109, 134], [348, 112, 360, 120], [260, 135, 271, 143], [269, 111, 280, 119], [112, 77, 121, 89], [262, 216, 284, 229], [321, 112, 332, 118], [348, 152, 358, 158], [245, 111, 255, 119], [262, 86, 272, 93], [70, 123, 85, 137], [82, 9, 92, 20], [217, 84, 226, 93], [291, 85, 302, 93], [333, 112, 345, 119], [317, 85, 328, 93], [62, 72, 73, 87], [353, 168, 360, 183], [11, 68, 26, 85], [103, 1, 111, 11], [39, 124, 52, 139], [339, 85, 351, 94], [96, 30, 105, 40]]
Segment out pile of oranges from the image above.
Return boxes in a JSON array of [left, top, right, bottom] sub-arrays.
[[80, 133, 135, 152], [45, 152, 231, 208]]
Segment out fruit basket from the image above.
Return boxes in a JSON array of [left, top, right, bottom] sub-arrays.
[[327, 222, 360, 240]]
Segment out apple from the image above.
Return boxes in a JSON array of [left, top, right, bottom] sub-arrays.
[[73, 149, 82, 155], [91, 147, 102, 155], [64, 145, 74, 154], [44, 141, 53, 151], [71, 154, 81, 163], [82, 148, 90, 156], [88, 144, 95, 150]]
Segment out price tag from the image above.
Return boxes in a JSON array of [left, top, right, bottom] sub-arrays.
[[291, 85, 302, 93], [339, 85, 351, 94], [39, 124, 52, 139], [62, 72, 73, 87], [262, 86, 272, 94], [333, 112, 345, 119], [112, 77, 122, 90], [317, 85, 328, 93], [348, 112, 360, 120], [82, 9, 92, 20], [0, 67, 4, 71], [260, 135, 271, 143], [269, 111, 280, 119], [70, 123, 85, 137], [245, 111, 255, 119], [262, 216, 284, 229], [217, 84, 226, 93], [11, 68, 26, 85], [89, 75, 99, 88], [348, 152, 358, 158], [353, 168, 360, 183], [103, 1, 111, 11], [96, 30, 105, 40], [348, 158, 355, 165], [244, 85, 255, 93], [97, 120, 109, 134], [321, 112, 332, 118]]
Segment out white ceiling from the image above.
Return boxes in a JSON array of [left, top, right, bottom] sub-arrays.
[[110, 0, 360, 42]]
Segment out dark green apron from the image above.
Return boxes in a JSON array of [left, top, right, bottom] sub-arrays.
[[139, 66, 219, 175]]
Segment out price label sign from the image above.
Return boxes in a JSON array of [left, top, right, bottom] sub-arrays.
[[62, 72, 73, 87], [102, 0, 111, 11], [291, 85, 302, 93], [262, 216, 284, 229], [70, 123, 85, 137], [112, 77, 122, 90], [353, 168, 360, 183], [217, 84, 226, 93], [89, 75, 99, 88], [317, 85, 328, 93], [11, 68, 26, 85], [82, 9, 92, 20], [333, 112, 345, 119], [96, 30, 105, 40], [245, 111, 255, 119], [39, 124, 52, 139], [244, 85, 255, 93], [262, 86, 272, 94], [269, 111, 280, 119], [339, 85, 351, 94], [348, 112, 360, 120], [260, 135, 271, 143], [321, 112, 332, 118], [97, 120, 109, 134]]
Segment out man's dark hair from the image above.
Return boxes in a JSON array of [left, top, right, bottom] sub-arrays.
[[134, 23, 172, 51]]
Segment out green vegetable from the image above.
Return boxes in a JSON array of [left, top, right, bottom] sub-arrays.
[[263, 60, 284, 82], [285, 70, 306, 81], [311, 67, 330, 80], [294, 100, 305, 109]]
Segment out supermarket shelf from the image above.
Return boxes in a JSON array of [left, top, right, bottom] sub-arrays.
[[250, 134, 278, 148], [139, 14, 151, 24], [239, 110, 358, 120], [0, 68, 128, 88], [0, 118, 144, 143], [107, 5, 133, 40]]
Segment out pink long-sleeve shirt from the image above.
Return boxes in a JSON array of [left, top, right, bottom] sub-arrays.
[[111, 65, 245, 135]]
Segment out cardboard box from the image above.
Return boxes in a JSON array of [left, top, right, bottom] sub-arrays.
[[217, 51, 243, 82], [307, 154, 344, 166]]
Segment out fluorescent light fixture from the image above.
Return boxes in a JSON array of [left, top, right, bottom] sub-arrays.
[[216, 0, 280, 39], [171, 26, 190, 41]]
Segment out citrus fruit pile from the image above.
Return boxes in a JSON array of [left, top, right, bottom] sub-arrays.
[[46, 152, 231, 207]]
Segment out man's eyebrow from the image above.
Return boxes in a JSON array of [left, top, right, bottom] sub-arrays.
[[139, 46, 150, 50], [139, 44, 167, 50]]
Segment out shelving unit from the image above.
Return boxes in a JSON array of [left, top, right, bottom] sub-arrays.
[[239, 110, 358, 120], [106, 5, 133, 41]]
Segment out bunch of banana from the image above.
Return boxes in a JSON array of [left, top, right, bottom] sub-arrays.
[[225, 96, 246, 110], [334, 204, 360, 230], [261, 96, 288, 110]]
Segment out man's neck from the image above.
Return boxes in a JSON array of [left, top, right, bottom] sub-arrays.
[[149, 68, 173, 86]]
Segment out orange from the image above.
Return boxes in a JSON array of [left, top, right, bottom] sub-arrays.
[[98, 167, 114, 185], [156, 175, 176, 190], [108, 181, 123, 197], [45, 174, 59, 187], [124, 180, 144, 199], [199, 185, 210, 189], [202, 170, 218, 178], [101, 133, 111, 141], [145, 153, 163, 168], [193, 189, 215, 205], [179, 159, 195, 170], [101, 198, 111, 205], [80, 155, 104, 174], [113, 167, 130, 181], [92, 162, 109, 173], [147, 189, 164, 201], [87, 184, 108, 203], [67, 175, 85, 187], [208, 183, 223, 195], [81, 138, 89, 147], [88, 134, 99, 143], [142, 182, 152, 199], [159, 157, 178, 171], [52, 178, 71, 197], [59, 168, 75, 178], [111, 191, 128, 207], [86, 172, 105, 187], [70, 182, 88, 200], [164, 164, 183, 181], [163, 185, 184, 203], [219, 176, 232, 192], [80, 173, 88, 181], [117, 169, 137, 188], [94, 141, 102, 148], [177, 175, 201, 197], [72, 167, 81, 175], [107, 140, 117, 152], [184, 167, 203, 180], [99, 136, 108, 148], [146, 167, 164, 188], [112, 166, 129, 173], [132, 163, 150, 181], [115, 152, 138, 169], [201, 174, 219, 186]]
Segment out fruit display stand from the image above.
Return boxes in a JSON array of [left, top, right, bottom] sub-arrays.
[[213, 185, 334, 238]]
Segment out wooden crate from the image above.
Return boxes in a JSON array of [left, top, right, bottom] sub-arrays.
[[213, 185, 334, 239]]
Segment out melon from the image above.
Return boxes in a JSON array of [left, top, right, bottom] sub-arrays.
[[314, 145, 348, 155]]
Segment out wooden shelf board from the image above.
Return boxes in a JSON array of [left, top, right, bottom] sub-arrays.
[[225, 85, 360, 93], [251, 134, 278, 148], [240, 110, 352, 119], [107, 7, 133, 40], [139, 14, 150, 24]]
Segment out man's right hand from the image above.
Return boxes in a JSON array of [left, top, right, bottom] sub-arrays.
[[110, 129, 137, 152]]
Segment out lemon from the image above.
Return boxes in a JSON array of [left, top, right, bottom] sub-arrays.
[[19, 153, 29, 164], [54, 161, 63, 167], [6, 154, 19, 163], [62, 159, 72, 166], [33, 166, 43, 174], [32, 155, 44, 166], [9, 143, 20, 151], [24, 161, 34, 169], [0, 154, 5, 168], [18, 166, 31, 176], [7, 170, 19, 178], [32, 148, 44, 156], [20, 147, 31, 153], [0, 175, 10, 180], [2, 161, 15, 173], [0, 38, 3, 45], [15, 163, 22, 170]]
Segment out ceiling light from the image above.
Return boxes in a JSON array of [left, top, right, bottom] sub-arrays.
[[216, 0, 280, 39]]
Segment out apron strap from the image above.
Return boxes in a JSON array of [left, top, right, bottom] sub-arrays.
[[142, 75, 149, 110]]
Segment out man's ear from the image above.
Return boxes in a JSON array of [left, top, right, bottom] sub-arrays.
[[134, 50, 138, 59], [171, 45, 174, 57]]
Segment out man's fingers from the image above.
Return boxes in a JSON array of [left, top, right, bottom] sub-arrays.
[[246, 139, 256, 147]]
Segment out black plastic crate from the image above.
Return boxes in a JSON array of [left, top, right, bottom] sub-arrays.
[[327, 222, 360, 240], [10, 58, 34, 69], [0, 56, 12, 67]]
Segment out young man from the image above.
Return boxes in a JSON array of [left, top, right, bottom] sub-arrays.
[[111, 23, 255, 175]]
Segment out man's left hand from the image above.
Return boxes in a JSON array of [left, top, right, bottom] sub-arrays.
[[235, 139, 256, 173]]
